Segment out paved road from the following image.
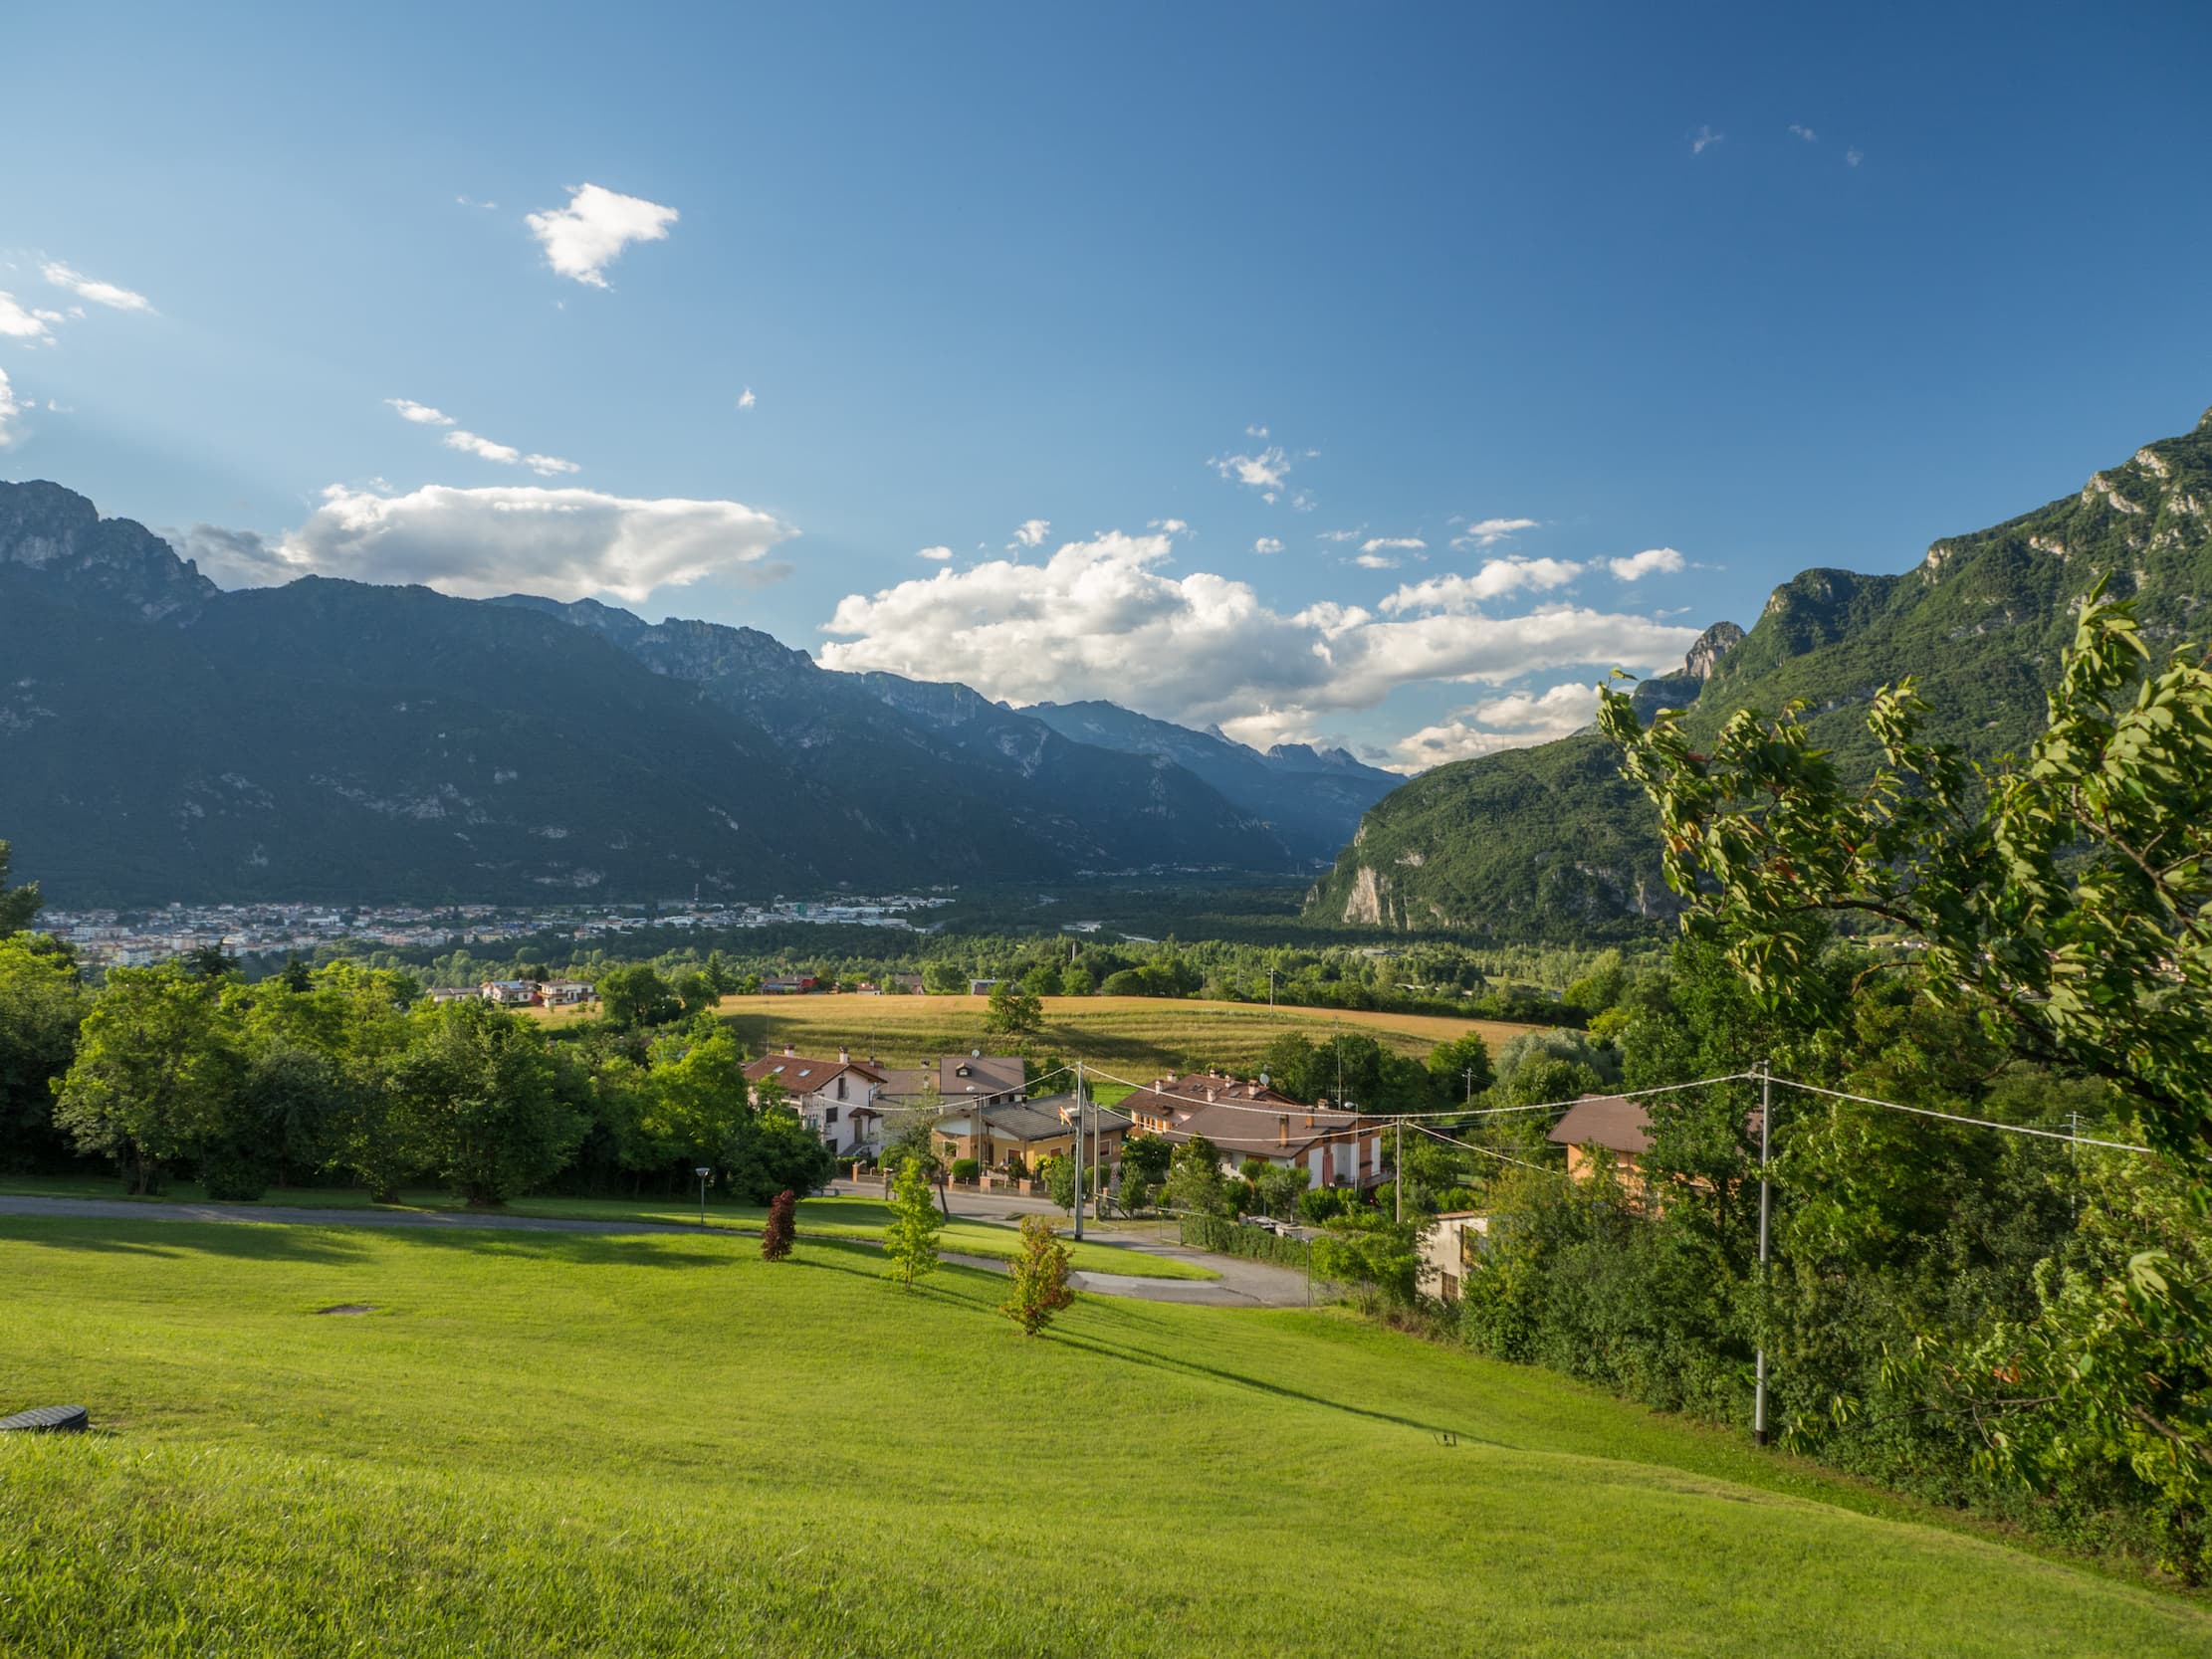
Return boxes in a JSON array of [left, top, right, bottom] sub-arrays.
[[0, 1195, 1311, 1309]]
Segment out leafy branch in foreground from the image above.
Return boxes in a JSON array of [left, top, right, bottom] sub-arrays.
[[1597, 587, 2212, 1167]]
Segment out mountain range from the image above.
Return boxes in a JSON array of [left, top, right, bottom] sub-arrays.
[[0, 482, 1396, 907], [1304, 406, 2212, 939]]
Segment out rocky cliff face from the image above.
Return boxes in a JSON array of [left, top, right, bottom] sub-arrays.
[[0, 480, 217, 621]]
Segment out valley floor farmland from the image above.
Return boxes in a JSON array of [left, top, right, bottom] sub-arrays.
[[563, 992, 1538, 1076], [2, 1219, 2204, 1658]]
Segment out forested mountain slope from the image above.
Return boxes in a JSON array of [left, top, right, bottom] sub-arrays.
[[1304, 407, 2212, 940]]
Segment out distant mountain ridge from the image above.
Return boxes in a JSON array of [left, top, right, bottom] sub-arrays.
[[1303, 406, 2212, 939], [0, 482, 1328, 905]]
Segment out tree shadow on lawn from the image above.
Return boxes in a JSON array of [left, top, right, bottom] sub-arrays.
[[0, 1221, 369, 1265], [1047, 1325, 1491, 1445], [372, 1229, 734, 1271], [784, 1243, 1011, 1315]]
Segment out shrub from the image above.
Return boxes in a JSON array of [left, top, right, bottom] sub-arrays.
[[760, 1188, 795, 1262], [951, 1157, 982, 1183], [1297, 1185, 1348, 1225], [1000, 1215, 1076, 1336]]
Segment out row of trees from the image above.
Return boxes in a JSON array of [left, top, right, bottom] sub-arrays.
[[0, 916, 835, 1207]]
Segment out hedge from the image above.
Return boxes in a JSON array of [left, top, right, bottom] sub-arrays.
[[1179, 1214, 1311, 1271]]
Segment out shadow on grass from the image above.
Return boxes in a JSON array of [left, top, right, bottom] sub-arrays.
[[0, 1221, 369, 1265], [1049, 1326, 1491, 1444]]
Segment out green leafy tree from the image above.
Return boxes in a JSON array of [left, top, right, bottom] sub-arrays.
[[1163, 1134, 1233, 1217], [1426, 1033, 1494, 1104], [1000, 1215, 1076, 1336], [1313, 1210, 1422, 1307], [1254, 1161, 1310, 1221], [641, 1024, 753, 1170], [0, 934, 88, 1173], [1121, 1133, 1172, 1190], [672, 969, 719, 1019], [1039, 1151, 1078, 1212], [760, 1188, 796, 1261], [598, 963, 678, 1029], [723, 1103, 835, 1204], [883, 1156, 943, 1288], [921, 960, 968, 996], [1057, 960, 1096, 996], [54, 965, 243, 1194], [0, 841, 40, 936], [387, 999, 585, 1206], [986, 979, 1044, 1041]]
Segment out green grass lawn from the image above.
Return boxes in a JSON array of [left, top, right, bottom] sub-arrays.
[[0, 1177, 1216, 1281], [0, 1219, 2202, 1657]]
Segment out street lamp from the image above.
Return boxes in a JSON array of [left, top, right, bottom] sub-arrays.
[[694, 1165, 713, 1227]]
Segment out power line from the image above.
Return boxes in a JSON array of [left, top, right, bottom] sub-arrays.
[[1765, 1075, 2152, 1154]]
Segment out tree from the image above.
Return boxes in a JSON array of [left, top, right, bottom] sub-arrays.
[[761, 1188, 796, 1261], [1039, 1151, 1078, 1212], [640, 1025, 754, 1170], [1121, 1134, 1172, 1190], [723, 1103, 835, 1203], [0, 935, 88, 1173], [1057, 960, 1095, 997], [1427, 1033, 1494, 1103], [1598, 590, 2212, 1167], [55, 965, 242, 1194], [1163, 1135, 1232, 1216], [387, 999, 585, 1206], [0, 841, 41, 936], [986, 979, 1044, 1041], [180, 941, 237, 981], [921, 960, 968, 996], [883, 1156, 943, 1288], [598, 963, 678, 1029], [672, 970, 719, 1019], [1254, 1162, 1309, 1221], [1001, 1215, 1076, 1335]]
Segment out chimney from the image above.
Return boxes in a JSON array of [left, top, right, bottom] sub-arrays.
[[838, 1047, 850, 1064], [1277, 1115, 1290, 1147], [1206, 1087, 1218, 1103], [783, 1043, 796, 1057]]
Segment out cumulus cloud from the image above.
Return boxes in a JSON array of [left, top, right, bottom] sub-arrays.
[[526, 183, 679, 288], [41, 262, 153, 312], [1009, 518, 1050, 549], [166, 523, 295, 588], [1353, 550, 1401, 569], [1148, 518, 1190, 534], [816, 529, 1696, 744], [0, 293, 52, 340], [0, 367, 25, 446], [238, 483, 795, 602], [1691, 125, 1724, 155], [916, 545, 953, 561], [386, 398, 455, 426], [1211, 446, 1290, 492], [1253, 536, 1283, 554], [737, 386, 757, 409], [1361, 536, 1427, 555], [1395, 681, 1603, 766], [1379, 557, 1585, 613], [1453, 517, 1538, 549], [1607, 546, 1685, 581]]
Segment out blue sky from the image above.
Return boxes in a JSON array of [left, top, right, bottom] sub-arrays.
[[5, 1, 2209, 766]]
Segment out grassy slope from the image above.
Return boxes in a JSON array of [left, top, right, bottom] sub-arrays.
[[547, 993, 1533, 1076], [2, 1220, 2204, 1658], [0, 1183, 1215, 1280]]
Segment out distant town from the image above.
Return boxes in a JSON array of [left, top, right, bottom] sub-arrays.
[[42, 893, 959, 969]]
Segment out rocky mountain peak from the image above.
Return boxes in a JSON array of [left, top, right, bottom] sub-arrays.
[[1681, 621, 1744, 680], [0, 479, 217, 622]]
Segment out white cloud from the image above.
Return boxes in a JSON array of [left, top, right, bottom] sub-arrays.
[[1788, 123, 1818, 143], [525, 453, 581, 477], [41, 262, 153, 313], [1353, 551, 1400, 570], [817, 530, 1696, 743], [1453, 516, 1538, 549], [526, 183, 679, 288], [1289, 491, 1315, 512], [1691, 125, 1724, 155], [1211, 446, 1290, 492], [1607, 546, 1685, 581], [1245, 423, 1269, 438], [0, 293, 52, 340], [0, 368, 25, 447], [916, 545, 954, 561], [1253, 536, 1283, 555], [737, 386, 757, 409], [1395, 681, 1603, 766], [1318, 527, 1364, 543], [445, 429, 523, 465], [1009, 518, 1050, 549], [1148, 518, 1190, 534], [1379, 557, 1585, 612], [386, 398, 455, 426], [1846, 147, 1864, 168], [1360, 536, 1427, 556], [249, 483, 795, 602]]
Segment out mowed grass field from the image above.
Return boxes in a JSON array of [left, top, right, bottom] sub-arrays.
[[0, 1181, 1216, 1279], [545, 993, 1535, 1078], [2, 1220, 2204, 1658]]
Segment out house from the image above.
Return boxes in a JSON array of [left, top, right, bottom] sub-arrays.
[[1115, 1071, 1385, 1190], [744, 1044, 890, 1156], [539, 979, 595, 1005], [428, 985, 481, 1004], [761, 974, 818, 995], [968, 978, 1000, 996], [479, 979, 537, 1006], [1418, 1211, 1490, 1303], [877, 1051, 1029, 1112], [932, 1094, 1133, 1173], [1546, 1094, 1654, 1191]]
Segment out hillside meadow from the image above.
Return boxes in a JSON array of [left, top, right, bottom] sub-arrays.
[[540, 992, 1534, 1080], [1, 1218, 2204, 1658]]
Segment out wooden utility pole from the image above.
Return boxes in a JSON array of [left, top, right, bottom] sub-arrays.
[[1072, 1059, 1085, 1241], [1754, 1061, 1772, 1449]]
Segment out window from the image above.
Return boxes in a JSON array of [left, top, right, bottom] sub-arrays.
[[823, 1107, 838, 1126]]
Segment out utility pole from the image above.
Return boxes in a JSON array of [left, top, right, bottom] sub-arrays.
[[1072, 1059, 1085, 1241], [1462, 1066, 1477, 1104], [1395, 1118, 1403, 1223], [1268, 967, 1277, 1008], [1754, 1061, 1772, 1449]]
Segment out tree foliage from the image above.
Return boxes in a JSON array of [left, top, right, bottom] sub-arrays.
[[883, 1157, 942, 1289], [1000, 1214, 1076, 1336], [761, 1188, 796, 1262]]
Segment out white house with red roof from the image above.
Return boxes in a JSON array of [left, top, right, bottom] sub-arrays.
[[743, 1045, 890, 1156]]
